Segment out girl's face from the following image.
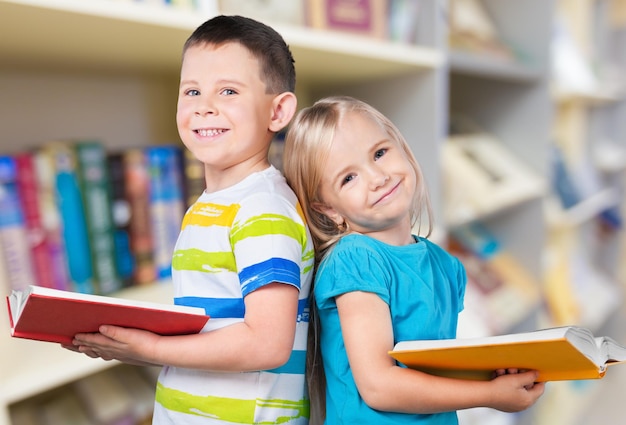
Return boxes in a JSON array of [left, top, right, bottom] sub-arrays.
[[315, 111, 417, 246]]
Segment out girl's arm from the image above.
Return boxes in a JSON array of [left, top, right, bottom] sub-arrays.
[[71, 282, 299, 372], [337, 290, 545, 414]]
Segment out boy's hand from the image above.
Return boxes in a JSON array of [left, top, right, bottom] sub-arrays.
[[488, 370, 545, 412], [70, 325, 160, 365]]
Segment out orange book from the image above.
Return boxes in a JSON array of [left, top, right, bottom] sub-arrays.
[[7, 285, 209, 345], [389, 326, 626, 382]]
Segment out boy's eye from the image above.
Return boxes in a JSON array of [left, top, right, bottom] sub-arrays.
[[185, 89, 200, 96], [374, 148, 387, 160], [221, 88, 237, 96]]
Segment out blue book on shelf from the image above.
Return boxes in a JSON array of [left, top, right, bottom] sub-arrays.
[[0, 155, 36, 291], [48, 143, 95, 294], [146, 146, 185, 279]]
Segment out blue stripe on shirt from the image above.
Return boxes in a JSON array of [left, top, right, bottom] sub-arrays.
[[240, 257, 301, 295], [175, 297, 309, 321]]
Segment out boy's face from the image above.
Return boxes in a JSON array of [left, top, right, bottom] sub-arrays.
[[177, 42, 277, 189]]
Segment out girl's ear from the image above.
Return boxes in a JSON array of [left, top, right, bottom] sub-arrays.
[[269, 92, 297, 132], [311, 202, 344, 227]]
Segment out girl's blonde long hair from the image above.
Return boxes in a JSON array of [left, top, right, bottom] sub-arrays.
[[283, 96, 434, 421]]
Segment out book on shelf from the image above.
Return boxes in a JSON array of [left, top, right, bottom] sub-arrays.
[[442, 132, 546, 226], [15, 151, 57, 290], [124, 147, 157, 285], [389, 325, 626, 382], [33, 148, 71, 291], [75, 141, 121, 294], [146, 146, 185, 280], [182, 148, 206, 208], [0, 155, 36, 293], [107, 151, 135, 287], [306, 0, 388, 39], [45, 141, 95, 294], [449, 0, 515, 62], [7, 285, 210, 345]]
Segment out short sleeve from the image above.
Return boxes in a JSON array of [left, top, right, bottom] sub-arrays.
[[315, 242, 391, 311], [233, 192, 308, 295]]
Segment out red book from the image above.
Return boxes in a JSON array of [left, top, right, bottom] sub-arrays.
[[6, 285, 209, 345], [14, 152, 57, 289]]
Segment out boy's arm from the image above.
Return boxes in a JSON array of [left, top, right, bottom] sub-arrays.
[[337, 290, 545, 414], [71, 282, 299, 371]]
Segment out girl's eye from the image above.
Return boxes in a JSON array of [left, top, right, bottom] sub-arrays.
[[374, 148, 387, 160], [185, 89, 200, 96], [341, 174, 355, 186]]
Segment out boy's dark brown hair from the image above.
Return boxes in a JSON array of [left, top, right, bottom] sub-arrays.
[[183, 15, 296, 95]]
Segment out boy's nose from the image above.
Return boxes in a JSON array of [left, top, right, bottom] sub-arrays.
[[195, 99, 217, 116]]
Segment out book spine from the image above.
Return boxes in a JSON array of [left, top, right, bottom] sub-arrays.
[[146, 146, 185, 279], [106, 152, 134, 287], [306, 0, 388, 38], [75, 141, 121, 294], [47, 142, 95, 294], [182, 148, 205, 208], [14, 151, 57, 289], [33, 148, 71, 291], [124, 148, 157, 285], [0, 155, 36, 291]]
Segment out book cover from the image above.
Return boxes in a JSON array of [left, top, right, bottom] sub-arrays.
[[124, 148, 156, 285], [306, 0, 388, 39], [45, 142, 95, 294], [33, 148, 71, 291], [75, 141, 121, 294], [0, 155, 36, 292], [389, 326, 626, 382], [7, 285, 209, 345], [15, 151, 57, 290], [107, 152, 134, 287], [146, 146, 185, 280]]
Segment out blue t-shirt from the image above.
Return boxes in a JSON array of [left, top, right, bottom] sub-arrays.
[[315, 234, 466, 424]]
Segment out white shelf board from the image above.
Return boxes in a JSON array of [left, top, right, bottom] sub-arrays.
[[0, 0, 443, 84], [449, 50, 544, 82], [0, 281, 173, 406]]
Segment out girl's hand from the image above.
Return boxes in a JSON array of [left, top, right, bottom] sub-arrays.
[[488, 370, 545, 412]]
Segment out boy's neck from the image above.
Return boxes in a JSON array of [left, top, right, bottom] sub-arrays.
[[203, 159, 271, 193]]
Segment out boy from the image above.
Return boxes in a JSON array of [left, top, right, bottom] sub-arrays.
[[71, 15, 314, 424]]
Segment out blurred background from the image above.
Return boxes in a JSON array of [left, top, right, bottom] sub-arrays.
[[1, 0, 625, 424]]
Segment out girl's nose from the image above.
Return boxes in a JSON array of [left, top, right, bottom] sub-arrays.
[[369, 168, 389, 189]]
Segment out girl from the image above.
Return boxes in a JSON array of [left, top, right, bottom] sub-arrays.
[[283, 96, 544, 424]]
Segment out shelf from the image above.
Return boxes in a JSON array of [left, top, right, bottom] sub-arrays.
[[0, 0, 443, 84], [0, 281, 173, 406], [449, 50, 544, 82]]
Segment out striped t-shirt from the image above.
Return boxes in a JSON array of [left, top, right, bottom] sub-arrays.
[[153, 166, 314, 425]]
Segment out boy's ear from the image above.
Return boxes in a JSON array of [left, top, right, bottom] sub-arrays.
[[311, 202, 343, 227], [269, 92, 297, 132]]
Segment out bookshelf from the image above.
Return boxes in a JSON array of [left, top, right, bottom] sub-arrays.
[[445, 1, 554, 425], [0, 0, 445, 423]]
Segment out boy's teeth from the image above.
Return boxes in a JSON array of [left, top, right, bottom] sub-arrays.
[[197, 129, 223, 136]]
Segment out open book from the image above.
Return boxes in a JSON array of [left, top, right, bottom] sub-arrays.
[[6, 285, 209, 345], [389, 326, 626, 382]]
